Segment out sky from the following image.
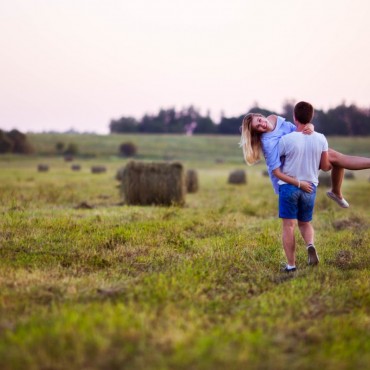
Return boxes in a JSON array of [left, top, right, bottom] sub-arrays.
[[1, 0, 370, 134]]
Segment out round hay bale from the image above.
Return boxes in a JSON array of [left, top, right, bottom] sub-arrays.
[[37, 164, 49, 172], [318, 172, 331, 187], [228, 170, 247, 185], [121, 161, 185, 206], [64, 155, 74, 162], [344, 171, 355, 180], [91, 166, 107, 174], [115, 166, 126, 181], [185, 169, 199, 193], [71, 164, 81, 171]]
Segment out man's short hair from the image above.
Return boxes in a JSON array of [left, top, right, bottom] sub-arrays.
[[294, 101, 314, 124]]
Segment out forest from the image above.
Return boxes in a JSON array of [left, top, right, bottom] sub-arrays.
[[109, 102, 370, 136]]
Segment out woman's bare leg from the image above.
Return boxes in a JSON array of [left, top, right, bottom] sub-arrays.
[[328, 148, 370, 169], [331, 165, 344, 198], [327, 148, 370, 206]]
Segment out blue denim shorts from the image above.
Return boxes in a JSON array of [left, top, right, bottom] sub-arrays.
[[279, 184, 317, 222]]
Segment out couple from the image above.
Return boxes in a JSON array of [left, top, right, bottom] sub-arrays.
[[240, 101, 370, 272]]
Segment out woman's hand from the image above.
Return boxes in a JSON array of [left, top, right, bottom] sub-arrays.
[[302, 123, 314, 135], [300, 181, 313, 193]]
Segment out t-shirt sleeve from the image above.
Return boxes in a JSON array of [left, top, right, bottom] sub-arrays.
[[322, 135, 329, 151]]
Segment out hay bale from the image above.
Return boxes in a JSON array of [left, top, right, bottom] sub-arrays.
[[37, 164, 49, 172], [344, 171, 355, 180], [185, 169, 199, 193], [64, 155, 74, 162], [121, 161, 185, 206], [228, 170, 247, 184], [91, 166, 107, 174], [115, 166, 126, 181], [71, 164, 81, 171], [318, 172, 331, 187]]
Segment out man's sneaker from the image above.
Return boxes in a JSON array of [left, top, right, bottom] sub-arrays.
[[307, 245, 319, 265], [282, 265, 297, 273]]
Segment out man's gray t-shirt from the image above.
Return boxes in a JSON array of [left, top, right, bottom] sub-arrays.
[[278, 131, 329, 186]]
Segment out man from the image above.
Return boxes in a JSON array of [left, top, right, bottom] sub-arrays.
[[272, 101, 332, 272]]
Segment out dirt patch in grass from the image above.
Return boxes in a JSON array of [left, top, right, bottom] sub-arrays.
[[74, 201, 94, 209], [332, 216, 367, 231]]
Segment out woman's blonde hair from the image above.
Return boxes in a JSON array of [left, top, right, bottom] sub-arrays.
[[239, 113, 263, 165]]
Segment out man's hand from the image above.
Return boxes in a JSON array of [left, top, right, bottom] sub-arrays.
[[300, 181, 313, 193]]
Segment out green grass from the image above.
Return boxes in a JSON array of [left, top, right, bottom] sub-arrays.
[[26, 133, 370, 162], [0, 135, 369, 369]]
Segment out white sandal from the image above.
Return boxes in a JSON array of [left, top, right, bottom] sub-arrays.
[[326, 191, 349, 208]]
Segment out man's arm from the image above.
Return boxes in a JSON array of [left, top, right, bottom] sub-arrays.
[[320, 151, 332, 171], [272, 167, 313, 193]]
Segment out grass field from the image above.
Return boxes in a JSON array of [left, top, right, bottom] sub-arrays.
[[0, 134, 369, 370]]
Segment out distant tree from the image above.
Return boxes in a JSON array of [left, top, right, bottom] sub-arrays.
[[6, 129, 33, 154], [248, 105, 276, 118], [140, 114, 166, 133], [218, 115, 244, 135], [0, 130, 14, 153], [281, 100, 295, 121], [110, 117, 139, 133], [194, 116, 217, 134], [343, 104, 370, 136]]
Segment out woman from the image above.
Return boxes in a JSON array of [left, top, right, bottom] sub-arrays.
[[240, 113, 370, 208]]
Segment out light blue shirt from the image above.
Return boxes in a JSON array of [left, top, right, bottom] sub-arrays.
[[261, 116, 296, 194]]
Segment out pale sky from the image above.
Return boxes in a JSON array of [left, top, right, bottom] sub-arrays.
[[1, 0, 370, 134]]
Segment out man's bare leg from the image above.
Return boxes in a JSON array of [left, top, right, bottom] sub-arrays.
[[297, 220, 314, 246], [298, 220, 319, 265], [282, 219, 296, 266]]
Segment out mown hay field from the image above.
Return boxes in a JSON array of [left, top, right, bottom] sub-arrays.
[[0, 134, 369, 370]]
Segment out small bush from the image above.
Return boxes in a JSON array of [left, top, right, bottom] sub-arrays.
[[119, 142, 137, 157], [64, 143, 78, 156], [56, 142, 65, 153]]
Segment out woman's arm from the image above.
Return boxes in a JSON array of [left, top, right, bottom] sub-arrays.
[[272, 167, 313, 193], [302, 123, 314, 135]]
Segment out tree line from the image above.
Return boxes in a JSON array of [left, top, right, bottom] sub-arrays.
[[109, 103, 370, 136], [0, 129, 33, 154]]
